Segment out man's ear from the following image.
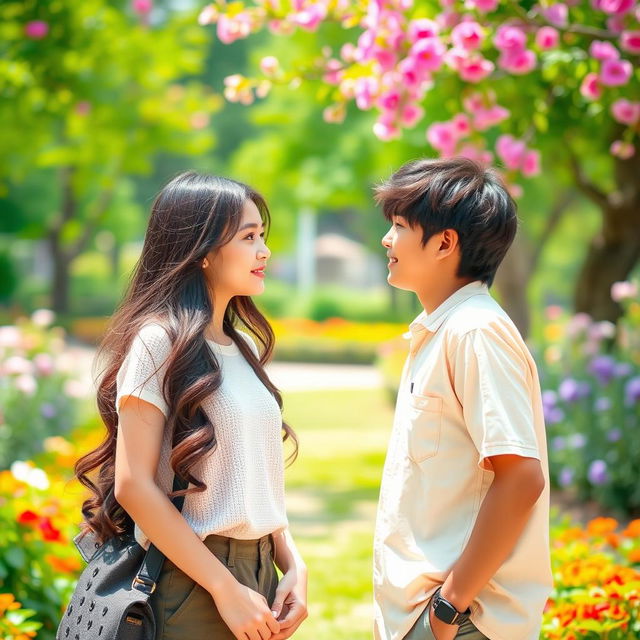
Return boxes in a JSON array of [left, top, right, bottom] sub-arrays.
[[438, 229, 460, 257]]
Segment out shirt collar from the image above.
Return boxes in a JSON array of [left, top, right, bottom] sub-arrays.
[[407, 281, 490, 336]]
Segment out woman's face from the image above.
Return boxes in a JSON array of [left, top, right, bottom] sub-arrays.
[[205, 199, 271, 301]]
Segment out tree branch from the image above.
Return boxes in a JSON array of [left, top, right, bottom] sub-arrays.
[[68, 184, 117, 260], [529, 189, 575, 274], [566, 145, 611, 210]]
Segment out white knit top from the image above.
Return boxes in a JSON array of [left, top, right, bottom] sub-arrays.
[[115, 323, 288, 548]]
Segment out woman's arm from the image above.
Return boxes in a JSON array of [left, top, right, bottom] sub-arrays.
[[115, 396, 280, 640], [269, 528, 308, 640]]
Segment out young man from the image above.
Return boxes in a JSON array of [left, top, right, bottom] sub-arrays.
[[373, 157, 553, 640]]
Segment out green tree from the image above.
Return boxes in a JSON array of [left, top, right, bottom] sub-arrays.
[[0, 0, 221, 313]]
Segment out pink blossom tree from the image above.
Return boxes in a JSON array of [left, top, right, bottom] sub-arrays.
[[200, 0, 640, 321]]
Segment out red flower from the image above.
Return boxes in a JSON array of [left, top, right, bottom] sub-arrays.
[[39, 517, 63, 542], [17, 510, 39, 525]]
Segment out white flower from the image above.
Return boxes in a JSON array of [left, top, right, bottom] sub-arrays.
[[0, 326, 21, 348], [10, 461, 50, 490], [611, 280, 638, 302], [31, 309, 56, 328], [4, 356, 33, 375], [15, 374, 37, 395]]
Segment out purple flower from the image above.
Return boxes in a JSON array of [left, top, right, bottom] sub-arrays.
[[607, 428, 622, 442], [588, 355, 617, 385], [544, 406, 565, 425], [614, 362, 633, 378], [588, 459, 609, 485], [568, 433, 587, 449], [559, 378, 591, 403], [625, 376, 640, 405], [595, 397, 612, 412], [552, 436, 566, 451], [542, 390, 558, 407], [40, 403, 57, 419], [559, 467, 574, 487]]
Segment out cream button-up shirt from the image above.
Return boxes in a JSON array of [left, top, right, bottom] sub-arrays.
[[373, 281, 553, 640]]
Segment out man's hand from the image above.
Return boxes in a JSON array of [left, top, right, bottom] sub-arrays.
[[428, 605, 459, 640]]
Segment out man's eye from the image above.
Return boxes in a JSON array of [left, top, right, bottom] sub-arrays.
[[394, 221, 404, 228]]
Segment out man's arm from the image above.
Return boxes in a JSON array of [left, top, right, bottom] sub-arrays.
[[430, 454, 545, 640]]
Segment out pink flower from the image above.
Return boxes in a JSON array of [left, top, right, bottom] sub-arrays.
[[34, 354, 55, 376], [399, 104, 425, 127], [448, 51, 494, 82], [374, 48, 397, 72], [354, 76, 378, 110], [610, 140, 635, 158], [25, 20, 48, 39], [377, 89, 401, 111], [198, 5, 218, 26], [611, 280, 638, 301], [589, 40, 620, 59], [535, 26, 559, 50], [494, 25, 527, 52], [597, 0, 635, 14], [398, 57, 428, 87], [323, 103, 346, 123], [260, 56, 280, 76], [217, 14, 251, 44], [499, 49, 537, 74], [410, 38, 446, 72], [452, 113, 472, 137], [458, 143, 494, 164], [427, 122, 457, 155], [600, 58, 633, 86], [496, 134, 527, 170], [522, 150, 541, 176], [373, 114, 400, 140], [473, 105, 510, 130], [541, 3, 568, 26], [464, 0, 500, 11], [580, 72, 602, 100], [132, 0, 152, 14], [611, 98, 640, 125], [190, 112, 210, 129], [340, 43, 357, 63], [323, 59, 343, 85], [451, 21, 484, 51], [620, 30, 640, 53], [407, 18, 440, 43], [292, 3, 327, 31]]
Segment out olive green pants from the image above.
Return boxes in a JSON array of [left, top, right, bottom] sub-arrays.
[[404, 598, 489, 640], [152, 534, 278, 640]]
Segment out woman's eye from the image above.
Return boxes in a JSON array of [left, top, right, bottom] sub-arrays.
[[245, 233, 255, 240]]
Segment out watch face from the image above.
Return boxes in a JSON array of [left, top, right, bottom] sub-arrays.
[[433, 597, 457, 625]]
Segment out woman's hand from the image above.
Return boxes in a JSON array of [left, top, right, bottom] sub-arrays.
[[211, 576, 280, 640], [269, 568, 308, 640]]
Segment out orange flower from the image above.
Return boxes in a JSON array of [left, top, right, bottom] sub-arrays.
[[556, 527, 586, 543], [606, 532, 620, 548], [623, 519, 640, 538], [628, 548, 640, 563], [46, 554, 82, 574], [587, 517, 618, 536]]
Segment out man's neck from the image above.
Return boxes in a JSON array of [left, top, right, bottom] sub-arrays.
[[417, 277, 477, 314]]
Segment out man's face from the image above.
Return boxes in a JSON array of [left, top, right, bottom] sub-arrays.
[[381, 215, 442, 293]]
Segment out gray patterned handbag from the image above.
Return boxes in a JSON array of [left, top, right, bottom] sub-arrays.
[[56, 476, 187, 640]]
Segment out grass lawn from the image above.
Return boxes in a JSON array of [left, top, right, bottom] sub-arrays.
[[282, 388, 394, 640]]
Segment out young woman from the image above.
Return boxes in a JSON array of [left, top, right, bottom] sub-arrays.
[[74, 172, 308, 640]]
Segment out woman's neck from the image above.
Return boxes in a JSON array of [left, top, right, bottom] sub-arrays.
[[205, 293, 232, 345]]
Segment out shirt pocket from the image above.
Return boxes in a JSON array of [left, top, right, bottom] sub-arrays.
[[407, 394, 443, 463]]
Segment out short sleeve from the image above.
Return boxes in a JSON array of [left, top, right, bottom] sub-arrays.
[[116, 324, 172, 418], [451, 328, 540, 469]]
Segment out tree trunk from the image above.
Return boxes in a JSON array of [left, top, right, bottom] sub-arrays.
[[573, 152, 640, 321], [494, 233, 532, 338], [49, 232, 71, 315]]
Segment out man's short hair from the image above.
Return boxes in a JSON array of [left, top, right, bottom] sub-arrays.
[[375, 157, 518, 286]]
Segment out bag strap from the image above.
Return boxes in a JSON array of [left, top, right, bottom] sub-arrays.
[[132, 473, 189, 595]]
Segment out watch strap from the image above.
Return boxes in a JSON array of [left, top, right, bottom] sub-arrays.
[[431, 587, 472, 626]]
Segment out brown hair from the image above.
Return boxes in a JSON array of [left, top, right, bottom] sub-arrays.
[[75, 171, 297, 544], [375, 157, 517, 286]]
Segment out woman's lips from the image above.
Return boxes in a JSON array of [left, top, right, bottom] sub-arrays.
[[251, 268, 265, 279]]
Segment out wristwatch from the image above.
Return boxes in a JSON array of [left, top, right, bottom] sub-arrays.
[[430, 587, 472, 626]]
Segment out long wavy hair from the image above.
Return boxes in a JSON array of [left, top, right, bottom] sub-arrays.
[[75, 172, 298, 544]]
